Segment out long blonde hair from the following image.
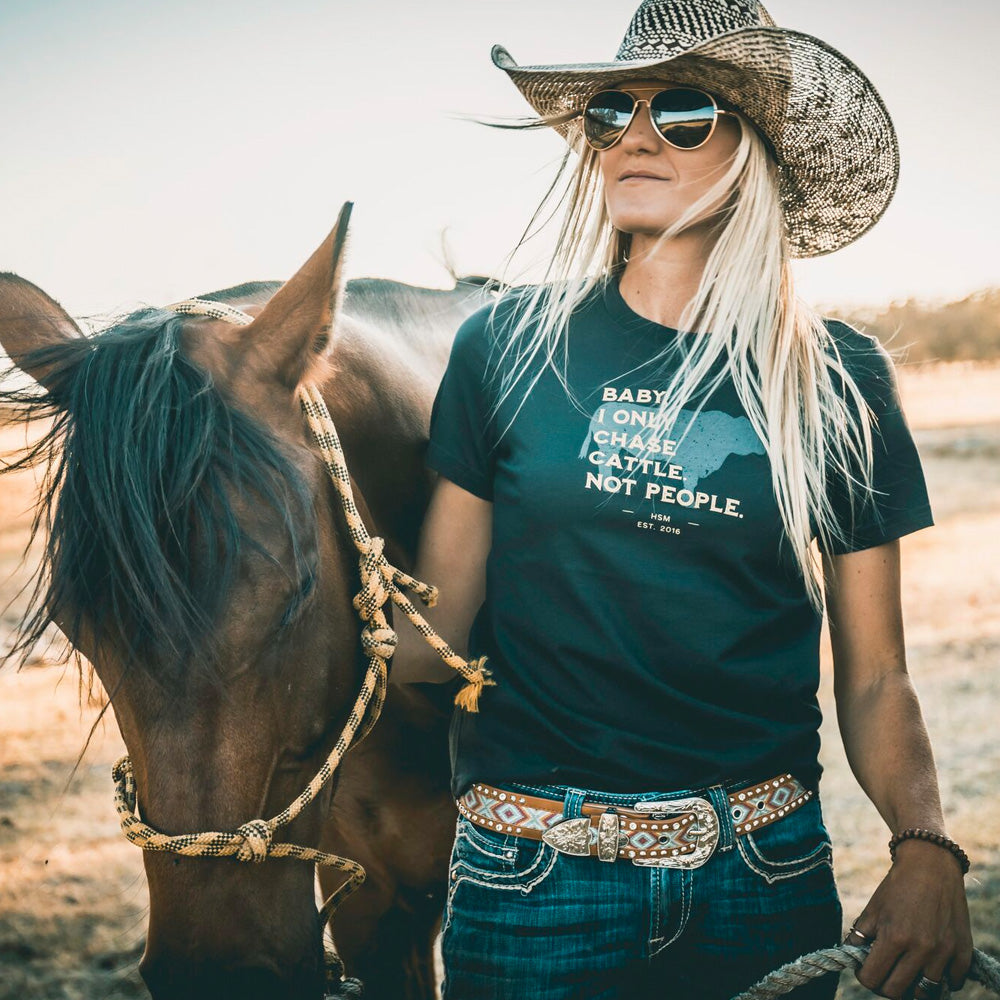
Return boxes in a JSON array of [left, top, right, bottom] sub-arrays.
[[475, 103, 883, 614]]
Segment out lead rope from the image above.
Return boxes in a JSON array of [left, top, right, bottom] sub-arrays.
[[729, 942, 1000, 1000], [109, 297, 495, 997]]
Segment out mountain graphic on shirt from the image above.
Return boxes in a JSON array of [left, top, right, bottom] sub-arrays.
[[578, 403, 765, 491]]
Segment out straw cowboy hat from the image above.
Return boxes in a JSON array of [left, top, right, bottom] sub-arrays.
[[490, 0, 899, 259]]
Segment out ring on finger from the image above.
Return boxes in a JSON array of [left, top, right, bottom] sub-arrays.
[[846, 924, 873, 943], [916, 974, 944, 997]]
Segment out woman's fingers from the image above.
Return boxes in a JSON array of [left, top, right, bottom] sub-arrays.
[[844, 923, 875, 945]]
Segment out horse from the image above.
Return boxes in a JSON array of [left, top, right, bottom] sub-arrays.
[[0, 203, 492, 1000]]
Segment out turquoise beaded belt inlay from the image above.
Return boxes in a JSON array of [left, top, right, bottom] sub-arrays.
[[457, 772, 813, 868]]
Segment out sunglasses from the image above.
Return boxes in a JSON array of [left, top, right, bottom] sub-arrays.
[[581, 86, 737, 152]]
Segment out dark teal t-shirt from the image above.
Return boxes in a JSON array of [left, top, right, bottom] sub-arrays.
[[424, 272, 935, 799]]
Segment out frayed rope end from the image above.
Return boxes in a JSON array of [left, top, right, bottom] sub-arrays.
[[454, 656, 496, 713]]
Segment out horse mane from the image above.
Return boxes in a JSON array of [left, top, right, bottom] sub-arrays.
[[0, 271, 495, 686], [0, 303, 317, 689]]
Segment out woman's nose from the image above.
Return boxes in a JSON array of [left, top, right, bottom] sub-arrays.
[[619, 100, 663, 152]]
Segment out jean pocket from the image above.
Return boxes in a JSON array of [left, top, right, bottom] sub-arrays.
[[734, 792, 834, 885], [450, 814, 558, 893]]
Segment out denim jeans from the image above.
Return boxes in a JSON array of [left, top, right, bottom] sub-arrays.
[[440, 771, 843, 1000]]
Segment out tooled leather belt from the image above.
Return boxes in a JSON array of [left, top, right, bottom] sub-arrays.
[[456, 772, 813, 869]]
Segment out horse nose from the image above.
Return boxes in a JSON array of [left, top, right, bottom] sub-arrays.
[[139, 854, 326, 998], [140, 952, 325, 1000]]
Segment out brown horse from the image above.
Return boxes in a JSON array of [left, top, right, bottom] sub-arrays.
[[0, 205, 491, 1000]]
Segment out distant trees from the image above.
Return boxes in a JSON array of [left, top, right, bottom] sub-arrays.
[[831, 287, 1000, 364]]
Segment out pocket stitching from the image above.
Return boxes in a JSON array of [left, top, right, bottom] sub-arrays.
[[744, 831, 833, 869], [736, 834, 833, 884], [453, 840, 558, 891], [459, 819, 514, 860], [440, 865, 459, 941], [453, 833, 518, 876]]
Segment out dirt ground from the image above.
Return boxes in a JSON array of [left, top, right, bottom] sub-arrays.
[[0, 361, 998, 999]]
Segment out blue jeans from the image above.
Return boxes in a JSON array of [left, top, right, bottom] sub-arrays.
[[440, 772, 844, 1000]]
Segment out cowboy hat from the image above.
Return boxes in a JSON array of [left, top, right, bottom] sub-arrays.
[[490, 0, 899, 259]]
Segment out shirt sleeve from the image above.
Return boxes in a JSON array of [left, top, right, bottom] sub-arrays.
[[424, 303, 499, 502], [818, 322, 935, 555]]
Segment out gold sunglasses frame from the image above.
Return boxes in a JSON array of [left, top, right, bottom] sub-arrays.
[[581, 86, 737, 152]]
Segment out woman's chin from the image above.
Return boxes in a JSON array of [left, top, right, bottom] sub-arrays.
[[609, 215, 678, 237]]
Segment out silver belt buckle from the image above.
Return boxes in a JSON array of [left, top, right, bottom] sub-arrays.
[[629, 796, 720, 869], [541, 811, 624, 863]]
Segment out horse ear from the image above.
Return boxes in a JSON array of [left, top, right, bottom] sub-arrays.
[[0, 274, 84, 390], [244, 201, 353, 390]]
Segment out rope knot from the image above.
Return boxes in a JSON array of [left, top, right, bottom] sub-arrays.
[[361, 623, 398, 660], [353, 535, 391, 621], [111, 756, 132, 783], [359, 535, 384, 560], [112, 756, 138, 812], [235, 819, 274, 863]]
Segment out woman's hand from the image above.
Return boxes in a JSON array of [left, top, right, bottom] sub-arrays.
[[845, 838, 973, 999], [388, 474, 492, 685]]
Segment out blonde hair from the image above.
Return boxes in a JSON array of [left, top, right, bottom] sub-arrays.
[[474, 101, 882, 614]]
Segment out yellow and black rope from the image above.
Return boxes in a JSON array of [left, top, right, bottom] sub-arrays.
[[106, 298, 496, 987]]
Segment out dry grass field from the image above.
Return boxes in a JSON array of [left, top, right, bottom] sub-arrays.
[[0, 360, 997, 999]]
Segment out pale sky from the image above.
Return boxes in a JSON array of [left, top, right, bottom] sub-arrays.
[[2, 0, 997, 325]]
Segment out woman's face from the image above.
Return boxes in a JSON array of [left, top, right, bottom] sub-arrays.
[[594, 77, 742, 240]]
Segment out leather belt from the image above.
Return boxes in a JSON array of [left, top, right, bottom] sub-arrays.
[[456, 772, 813, 869]]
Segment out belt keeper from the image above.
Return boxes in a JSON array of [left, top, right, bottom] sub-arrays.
[[597, 810, 620, 862]]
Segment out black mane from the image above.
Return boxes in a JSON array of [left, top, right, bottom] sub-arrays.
[[0, 305, 316, 687]]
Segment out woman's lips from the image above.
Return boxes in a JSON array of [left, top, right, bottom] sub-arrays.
[[619, 174, 670, 182]]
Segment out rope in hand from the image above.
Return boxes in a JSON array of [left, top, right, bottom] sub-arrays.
[[109, 297, 497, 995], [727, 942, 1000, 999]]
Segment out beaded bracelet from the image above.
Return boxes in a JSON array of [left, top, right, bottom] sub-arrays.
[[889, 827, 971, 874]]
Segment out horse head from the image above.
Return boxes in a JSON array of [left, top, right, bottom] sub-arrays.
[[0, 204, 381, 998]]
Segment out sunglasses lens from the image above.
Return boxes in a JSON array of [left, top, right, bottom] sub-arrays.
[[583, 91, 636, 149], [649, 88, 718, 148]]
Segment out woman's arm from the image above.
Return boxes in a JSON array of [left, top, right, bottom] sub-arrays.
[[823, 540, 973, 997], [824, 541, 944, 833], [389, 474, 493, 684]]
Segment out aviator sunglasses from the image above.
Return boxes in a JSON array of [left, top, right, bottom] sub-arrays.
[[581, 86, 737, 152]]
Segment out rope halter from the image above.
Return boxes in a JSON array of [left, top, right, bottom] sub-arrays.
[[108, 296, 497, 990]]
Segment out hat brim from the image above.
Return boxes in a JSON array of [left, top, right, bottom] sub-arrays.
[[490, 26, 899, 259]]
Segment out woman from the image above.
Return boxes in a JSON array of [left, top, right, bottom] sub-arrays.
[[391, 2, 973, 998]]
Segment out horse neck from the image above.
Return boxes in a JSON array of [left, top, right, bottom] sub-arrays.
[[316, 323, 439, 570]]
